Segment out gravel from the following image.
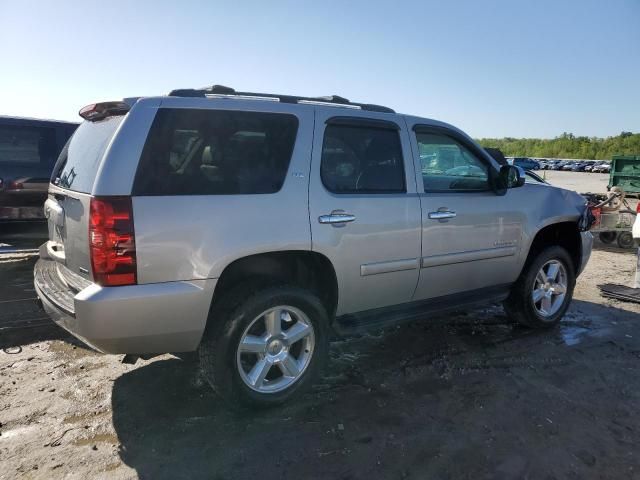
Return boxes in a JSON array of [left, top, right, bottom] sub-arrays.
[[1, 245, 640, 479]]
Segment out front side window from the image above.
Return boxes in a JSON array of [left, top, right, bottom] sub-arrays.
[[134, 109, 298, 195], [0, 126, 56, 165], [416, 132, 489, 192], [321, 124, 405, 193]]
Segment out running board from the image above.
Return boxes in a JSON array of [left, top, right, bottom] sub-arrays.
[[333, 284, 511, 336]]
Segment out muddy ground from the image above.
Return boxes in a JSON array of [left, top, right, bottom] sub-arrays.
[[1, 241, 639, 480]]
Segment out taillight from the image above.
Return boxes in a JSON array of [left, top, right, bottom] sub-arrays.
[[8, 180, 23, 190], [89, 197, 137, 286]]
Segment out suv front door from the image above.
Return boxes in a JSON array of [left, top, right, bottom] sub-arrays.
[[309, 112, 422, 316], [408, 123, 524, 301]]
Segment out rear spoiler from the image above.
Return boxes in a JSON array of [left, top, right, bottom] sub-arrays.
[[78, 98, 139, 121]]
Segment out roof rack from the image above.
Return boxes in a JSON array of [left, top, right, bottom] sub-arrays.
[[168, 85, 395, 114]]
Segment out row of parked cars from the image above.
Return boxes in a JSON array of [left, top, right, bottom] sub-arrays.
[[509, 157, 611, 173], [540, 159, 611, 173]]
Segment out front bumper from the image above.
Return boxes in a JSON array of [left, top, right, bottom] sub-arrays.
[[34, 258, 216, 354], [578, 231, 594, 275]]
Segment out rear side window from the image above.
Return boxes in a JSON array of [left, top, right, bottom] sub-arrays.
[[133, 109, 298, 196], [53, 116, 124, 193], [321, 124, 405, 193], [0, 125, 56, 165]]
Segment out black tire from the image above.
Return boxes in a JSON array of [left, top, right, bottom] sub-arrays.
[[616, 231, 634, 249], [198, 284, 329, 408], [504, 246, 575, 328], [598, 231, 617, 244]]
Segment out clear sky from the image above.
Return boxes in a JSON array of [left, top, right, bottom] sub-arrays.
[[1, 0, 638, 138]]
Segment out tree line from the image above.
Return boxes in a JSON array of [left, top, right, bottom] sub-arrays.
[[477, 132, 640, 160]]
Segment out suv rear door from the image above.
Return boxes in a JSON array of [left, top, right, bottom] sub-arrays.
[[46, 115, 125, 280], [407, 122, 524, 300], [309, 111, 422, 316]]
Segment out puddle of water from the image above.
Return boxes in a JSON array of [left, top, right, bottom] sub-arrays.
[[560, 325, 612, 346], [72, 432, 119, 447], [104, 462, 122, 472], [561, 326, 589, 346]]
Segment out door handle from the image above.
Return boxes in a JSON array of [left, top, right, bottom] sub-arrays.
[[44, 198, 65, 227], [319, 213, 356, 224], [428, 210, 456, 220]]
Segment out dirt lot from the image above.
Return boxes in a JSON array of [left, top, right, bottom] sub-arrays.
[[1, 172, 639, 479], [543, 170, 610, 195], [1, 246, 639, 479]]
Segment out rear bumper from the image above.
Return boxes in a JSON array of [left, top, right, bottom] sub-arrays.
[[34, 258, 216, 354]]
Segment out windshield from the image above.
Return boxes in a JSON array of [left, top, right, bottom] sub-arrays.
[[52, 116, 124, 193]]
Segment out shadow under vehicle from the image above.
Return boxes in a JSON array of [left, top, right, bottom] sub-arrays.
[[110, 298, 640, 479]]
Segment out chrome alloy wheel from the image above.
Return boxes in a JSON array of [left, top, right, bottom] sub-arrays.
[[532, 260, 568, 318], [236, 306, 315, 393]]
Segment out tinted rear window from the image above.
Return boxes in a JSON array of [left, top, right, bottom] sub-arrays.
[[52, 116, 124, 193], [0, 125, 57, 165], [321, 124, 405, 193], [133, 108, 298, 196]]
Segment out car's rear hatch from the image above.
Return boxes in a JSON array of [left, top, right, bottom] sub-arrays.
[[42, 115, 126, 289]]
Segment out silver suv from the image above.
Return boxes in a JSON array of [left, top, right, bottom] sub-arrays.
[[35, 85, 593, 407]]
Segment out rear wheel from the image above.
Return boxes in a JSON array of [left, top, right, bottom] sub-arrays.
[[199, 284, 329, 408], [504, 246, 575, 328], [616, 231, 634, 249]]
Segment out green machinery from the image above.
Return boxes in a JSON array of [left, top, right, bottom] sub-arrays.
[[609, 155, 640, 195]]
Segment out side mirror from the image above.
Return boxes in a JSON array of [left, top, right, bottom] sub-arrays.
[[494, 165, 526, 195]]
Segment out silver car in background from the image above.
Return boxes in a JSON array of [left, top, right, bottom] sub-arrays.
[[35, 86, 593, 407]]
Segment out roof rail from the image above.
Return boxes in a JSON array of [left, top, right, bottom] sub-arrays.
[[167, 85, 395, 113]]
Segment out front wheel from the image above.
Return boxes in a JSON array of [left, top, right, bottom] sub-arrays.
[[199, 285, 329, 408], [504, 246, 575, 328], [598, 231, 617, 244]]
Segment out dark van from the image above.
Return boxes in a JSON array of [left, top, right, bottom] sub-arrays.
[[0, 116, 77, 221]]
